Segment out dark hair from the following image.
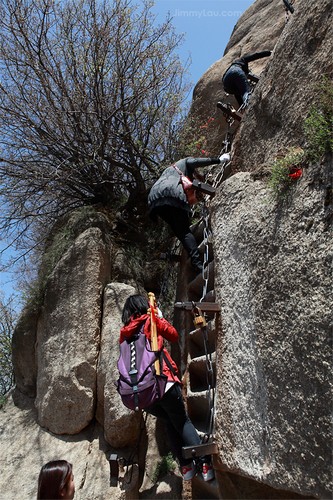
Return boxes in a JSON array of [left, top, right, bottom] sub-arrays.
[[122, 294, 149, 325], [37, 460, 73, 499]]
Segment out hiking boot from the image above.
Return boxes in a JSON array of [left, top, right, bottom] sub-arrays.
[[202, 462, 215, 481], [181, 462, 196, 481]]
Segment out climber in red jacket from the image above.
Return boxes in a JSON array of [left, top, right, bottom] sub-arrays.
[[119, 294, 215, 481], [222, 50, 271, 108]]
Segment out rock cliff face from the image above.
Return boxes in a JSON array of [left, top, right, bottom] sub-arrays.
[[1, 0, 332, 499], [35, 226, 111, 434], [191, 0, 286, 149], [202, 0, 332, 498], [192, 0, 285, 120], [231, 0, 332, 171]]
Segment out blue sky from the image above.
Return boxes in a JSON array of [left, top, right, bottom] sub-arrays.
[[0, 0, 254, 308], [152, 0, 254, 92]]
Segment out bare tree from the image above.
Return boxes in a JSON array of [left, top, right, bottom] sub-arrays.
[[0, 294, 16, 397], [0, 0, 189, 257]]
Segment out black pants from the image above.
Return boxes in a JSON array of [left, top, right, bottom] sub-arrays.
[[146, 384, 201, 466], [223, 64, 250, 107], [153, 205, 202, 270]]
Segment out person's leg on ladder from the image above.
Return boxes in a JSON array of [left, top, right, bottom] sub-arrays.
[[156, 206, 202, 272], [232, 67, 251, 109], [146, 384, 200, 479]]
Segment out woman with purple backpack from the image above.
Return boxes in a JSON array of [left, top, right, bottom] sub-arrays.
[[119, 294, 214, 482]]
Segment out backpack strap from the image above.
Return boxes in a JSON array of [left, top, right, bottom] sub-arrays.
[[173, 164, 184, 177], [162, 350, 177, 375], [128, 324, 145, 411]]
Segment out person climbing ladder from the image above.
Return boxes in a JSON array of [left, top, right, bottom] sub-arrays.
[[222, 50, 272, 109], [148, 154, 230, 273], [118, 294, 215, 481]]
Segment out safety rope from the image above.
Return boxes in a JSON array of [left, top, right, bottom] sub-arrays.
[[212, 159, 232, 190], [199, 202, 211, 302], [220, 125, 232, 155]]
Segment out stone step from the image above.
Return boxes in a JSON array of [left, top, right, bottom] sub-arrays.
[[187, 261, 214, 301], [186, 390, 215, 431], [182, 441, 218, 460], [191, 473, 220, 499], [188, 353, 216, 392], [174, 300, 220, 313], [188, 321, 216, 358]]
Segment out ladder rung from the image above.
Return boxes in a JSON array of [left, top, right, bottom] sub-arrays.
[[182, 442, 218, 459], [192, 179, 216, 197], [174, 301, 220, 312], [159, 252, 181, 262]]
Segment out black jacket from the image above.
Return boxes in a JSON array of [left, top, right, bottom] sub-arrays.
[[224, 50, 271, 77], [148, 157, 220, 214]]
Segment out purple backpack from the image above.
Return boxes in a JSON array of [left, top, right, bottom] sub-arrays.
[[116, 325, 167, 411]]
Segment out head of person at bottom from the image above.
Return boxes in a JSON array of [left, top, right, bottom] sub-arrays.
[[121, 294, 149, 325], [37, 460, 75, 499]]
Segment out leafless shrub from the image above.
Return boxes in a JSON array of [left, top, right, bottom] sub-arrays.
[[0, 0, 190, 263]]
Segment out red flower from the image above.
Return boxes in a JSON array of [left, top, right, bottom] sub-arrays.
[[288, 167, 302, 180], [199, 117, 215, 129]]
